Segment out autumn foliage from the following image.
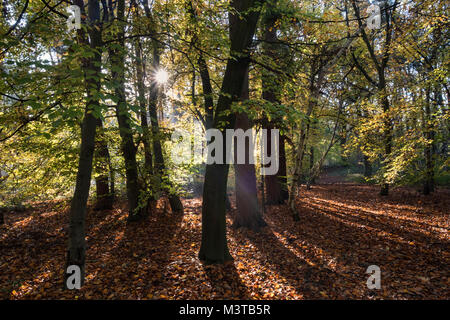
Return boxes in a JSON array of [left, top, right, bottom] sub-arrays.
[[1, 181, 448, 300]]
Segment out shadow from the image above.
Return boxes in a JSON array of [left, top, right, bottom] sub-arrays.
[[202, 261, 251, 299], [238, 225, 353, 299], [306, 197, 448, 246], [2, 183, 448, 299], [0, 198, 185, 299], [85, 198, 185, 299], [0, 202, 69, 299], [309, 184, 450, 216], [273, 184, 449, 299]]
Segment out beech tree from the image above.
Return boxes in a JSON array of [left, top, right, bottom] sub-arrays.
[[233, 68, 266, 230], [65, 0, 103, 288], [199, 0, 265, 263], [108, 0, 145, 220]]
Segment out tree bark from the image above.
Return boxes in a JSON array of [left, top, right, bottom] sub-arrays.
[[135, 36, 156, 208], [307, 146, 315, 186], [261, 2, 285, 205], [198, 54, 214, 131], [148, 44, 183, 213], [233, 69, 266, 230], [288, 83, 317, 221], [109, 0, 144, 221], [199, 0, 262, 264], [379, 77, 392, 196], [94, 118, 113, 210], [423, 87, 435, 195], [65, 0, 101, 289], [363, 155, 372, 178], [141, 0, 183, 213], [279, 136, 289, 201]]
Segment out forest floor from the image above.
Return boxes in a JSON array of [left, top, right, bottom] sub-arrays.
[[1, 179, 449, 300]]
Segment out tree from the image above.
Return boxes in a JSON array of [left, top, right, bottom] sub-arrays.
[[261, 0, 289, 204], [108, 0, 146, 221], [199, 0, 264, 264], [65, 0, 103, 289], [350, 0, 397, 196], [94, 118, 113, 210], [233, 68, 266, 230], [133, 15, 155, 209], [142, 0, 183, 213]]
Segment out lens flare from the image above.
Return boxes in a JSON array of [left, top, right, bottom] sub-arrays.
[[154, 69, 169, 84]]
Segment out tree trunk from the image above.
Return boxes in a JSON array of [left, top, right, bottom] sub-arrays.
[[306, 105, 342, 190], [308, 146, 315, 186], [261, 3, 285, 205], [135, 37, 156, 208], [198, 54, 214, 131], [350, 0, 395, 196], [109, 160, 115, 200], [279, 136, 289, 201], [148, 44, 183, 213], [363, 155, 372, 178], [199, 0, 261, 264], [140, 0, 183, 213], [423, 87, 435, 195], [94, 118, 113, 210], [233, 69, 266, 230], [288, 84, 317, 221], [65, 0, 101, 289], [110, 0, 144, 221], [379, 78, 392, 196], [263, 119, 284, 204]]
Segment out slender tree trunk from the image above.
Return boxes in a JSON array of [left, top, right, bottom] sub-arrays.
[[288, 83, 317, 220], [65, 0, 101, 289], [198, 54, 214, 131], [261, 3, 285, 204], [135, 37, 156, 208], [379, 75, 392, 196], [94, 118, 113, 210], [148, 44, 183, 213], [308, 146, 315, 186], [363, 155, 372, 178], [233, 69, 266, 230], [279, 136, 289, 201], [140, 0, 183, 212], [109, 0, 144, 221], [423, 87, 435, 195], [199, 0, 262, 264], [306, 105, 342, 189], [350, 0, 395, 196], [109, 159, 115, 200]]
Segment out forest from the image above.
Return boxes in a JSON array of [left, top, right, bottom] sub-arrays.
[[0, 0, 448, 301]]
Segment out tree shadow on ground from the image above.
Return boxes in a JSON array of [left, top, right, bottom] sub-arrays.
[[86, 198, 185, 299], [234, 225, 352, 299], [202, 261, 251, 299], [305, 197, 447, 246], [0, 201, 69, 299], [259, 184, 449, 299], [0, 198, 185, 299]]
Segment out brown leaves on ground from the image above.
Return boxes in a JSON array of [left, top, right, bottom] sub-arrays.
[[0, 184, 448, 300]]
